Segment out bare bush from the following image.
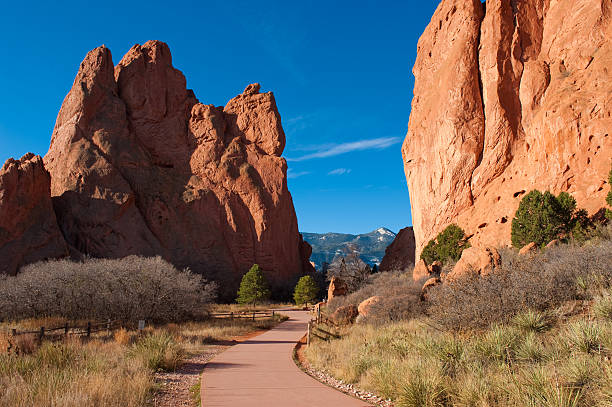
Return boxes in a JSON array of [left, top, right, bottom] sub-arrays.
[[327, 271, 425, 324], [0, 256, 217, 323], [326, 252, 371, 293], [428, 240, 612, 330]]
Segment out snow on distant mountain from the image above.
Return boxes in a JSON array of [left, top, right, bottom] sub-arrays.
[[302, 228, 397, 269]]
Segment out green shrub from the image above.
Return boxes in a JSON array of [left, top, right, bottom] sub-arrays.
[[607, 163, 612, 220], [511, 190, 588, 248], [236, 264, 271, 305], [293, 275, 319, 305], [420, 224, 470, 265]]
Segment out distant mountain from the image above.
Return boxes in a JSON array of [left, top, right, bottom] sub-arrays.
[[302, 228, 397, 269]]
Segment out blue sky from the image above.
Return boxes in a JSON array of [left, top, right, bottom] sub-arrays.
[[0, 0, 439, 235]]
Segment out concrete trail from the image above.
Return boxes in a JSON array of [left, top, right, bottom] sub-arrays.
[[201, 310, 371, 406]]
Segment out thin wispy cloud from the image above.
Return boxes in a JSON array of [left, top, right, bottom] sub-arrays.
[[286, 137, 401, 162], [287, 169, 310, 179], [328, 168, 352, 176]]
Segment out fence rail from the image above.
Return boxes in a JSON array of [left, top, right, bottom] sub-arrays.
[[9, 319, 124, 340], [7, 319, 124, 339], [209, 310, 277, 321], [5, 310, 280, 345]]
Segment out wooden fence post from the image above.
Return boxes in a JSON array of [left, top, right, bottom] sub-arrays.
[[39, 327, 45, 340], [64, 323, 69, 336], [272, 310, 275, 318], [106, 319, 111, 336], [252, 312, 255, 321], [86, 322, 91, 337], [230, 312, 234, 321], [307, 321, 311, 347], [11, 328, 16, 337]]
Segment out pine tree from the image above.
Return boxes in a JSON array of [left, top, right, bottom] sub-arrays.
[[607, 163, 612, 220], [293, 275, 319, 305], [236, 264, 271, 305]]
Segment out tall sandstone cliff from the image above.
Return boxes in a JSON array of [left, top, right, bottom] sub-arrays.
[[405, 0, 612, 255], [0, 40, 312, 297], [0, 154, 69, 275]]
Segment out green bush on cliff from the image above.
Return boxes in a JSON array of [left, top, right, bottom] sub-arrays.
[[420, 224, 470, 265], [236, 264, 271, 305], [511, 190, 588, 248], [607, 163, 612, 220], [293, 275, 319, 305]]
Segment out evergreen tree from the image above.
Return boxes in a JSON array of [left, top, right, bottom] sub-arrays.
[[236, 264, 271, 305], [420, 239, 438, 265], [420, 224, 470, 265], [293, 275, 319, 305], [607, 164, 612, 220], [511, 190, 581, 248]]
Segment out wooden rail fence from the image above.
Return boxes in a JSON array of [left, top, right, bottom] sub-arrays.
[[209, 310, 277, 321], [307, 307, 342, 345], [7, 319, 122, 340]]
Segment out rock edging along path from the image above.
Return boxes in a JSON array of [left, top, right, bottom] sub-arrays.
[[201, 310, 371, 406]]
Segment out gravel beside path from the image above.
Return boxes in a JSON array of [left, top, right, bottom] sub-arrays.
[[153, 345, 226, 407]]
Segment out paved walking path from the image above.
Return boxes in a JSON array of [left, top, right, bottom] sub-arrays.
[[201, 310, 371, 406]]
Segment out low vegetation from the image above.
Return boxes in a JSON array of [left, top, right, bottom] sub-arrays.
[[306, 308, 612, 407], [429, 241, 612, 330], [306, 232, 612, 406], [0, 316, 285, 407], [0, 256, 217, 323], [327, 271, 424, 323]]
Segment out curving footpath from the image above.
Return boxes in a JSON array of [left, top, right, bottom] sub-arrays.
[[201, 310, 371, 406]]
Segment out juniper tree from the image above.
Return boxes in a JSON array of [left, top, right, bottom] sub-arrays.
[[420, 224, 470, 265], [511, 190, 583, 248], [607, 164, 612, 219]]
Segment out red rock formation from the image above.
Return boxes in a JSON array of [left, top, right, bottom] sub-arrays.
[[446, 246, 502, 282], [43, 41, 312, 298], [404, 0, 612, 255], [379, 227, 415, 271], [357, 296, 382, 318], [327, 276, 348, 301], [0, 154, 68, 274]]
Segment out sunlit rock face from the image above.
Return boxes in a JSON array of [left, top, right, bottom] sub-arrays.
[[43, 41, 313, 298], [404, 0, 612, 256]]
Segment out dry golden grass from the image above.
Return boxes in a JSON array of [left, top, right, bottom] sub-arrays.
[[0, 338, 151, 407], [113, 328, 133, 346], [0, 315, 285, 406], [305, 305, 612, 407]]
